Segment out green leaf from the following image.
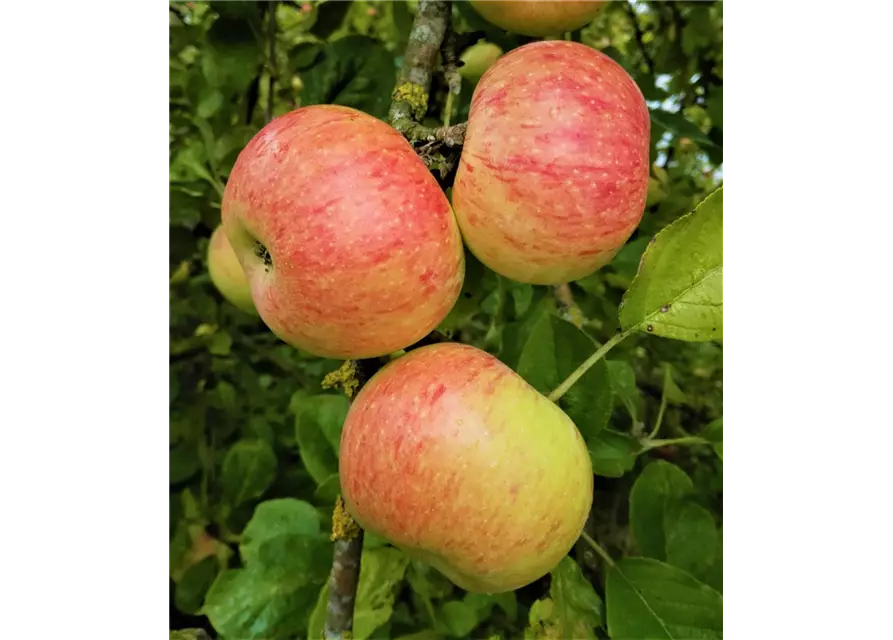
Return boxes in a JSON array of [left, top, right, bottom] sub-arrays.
[[208, 331, 232, 355], [701, 418, 723, 459], [461, 591, 518, 625], [205, 496, 330, 638], [311, 0, 353, 39], [197, 89, 224, 119], [500, 295, 554, 370], [681, 5, 714, 56], [661, 363, 687, 405], [209, 1, 261, 21], [301, 35, 397, 120], [525, 598, 558, 638], [703, 528, 723, 593], [394, 632, 445, 640], [289, 41, 324, 71], [170, 631, 211, 640], [609, 236, 651, 282], [169, 184, 208, 230], [516, 314, 613, 441], [170, 441, 200, 485], [203, 561, 328, 640], [587, 429, 641, 478], [629, 461, 693, 560], [203, 16, 263, 93], [392, 0, 414, 52], [606, 360, 643, 427], [175, 556, 221, 615], [307, 582, 328, 640], [619, 187, 723, 342], [353, 547, 410, 638], [240, 499, 321, 567], [167, 371, 180, 407], [650, 108, 720, 150], [550, 557, 603, 638], [441, 600, 480, 638], [221, 440, 278, 507], [508, 281, 534, 317], [294, 394, 349, 485], [665, 502, 718, 580], [307, 547, 410, 640], [314, 473, 342, 503], [606, 558, 722, 640]]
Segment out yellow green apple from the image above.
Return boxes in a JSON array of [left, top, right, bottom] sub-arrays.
[[339, 343, 593, 593], [207, 224, 256, 315]]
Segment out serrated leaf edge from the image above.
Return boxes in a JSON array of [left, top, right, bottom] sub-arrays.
[[619, 186, 723, 333]]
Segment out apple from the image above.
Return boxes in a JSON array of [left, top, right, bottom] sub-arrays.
[[470, 0, 607, 37], [221, 105, 465, 359], [452, 41, 650, 284], [339, 343, 593, 593], [208, 224, 257, 315], [459, 41, 504, 83]]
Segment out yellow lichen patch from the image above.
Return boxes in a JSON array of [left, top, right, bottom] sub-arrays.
[[566, 305, 585, 329], [322, 360, 359, 398], [391, 83, 429, 120], [331, 496, 362, 541]]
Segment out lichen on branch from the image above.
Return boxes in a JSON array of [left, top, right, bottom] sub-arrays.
[[389, 0, 467, 147]]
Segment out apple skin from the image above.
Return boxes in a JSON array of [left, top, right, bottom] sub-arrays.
[[339, 343, 593, 594], [459, 41, 504, 83], [470, 0, 607, 37], [221, 105, 465, 359], [452, 41, 650, 285], [208, 224, 257, 315]]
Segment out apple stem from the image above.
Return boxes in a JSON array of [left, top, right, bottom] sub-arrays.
[[579, 531, 616, 569], [547, 328, 634, 403], [552, 283, 585, 328]]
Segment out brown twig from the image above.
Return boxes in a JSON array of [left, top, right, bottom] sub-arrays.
[[322, 359, 387, 640], [324, 498, 365, 640], [388, 1, 467, 147]]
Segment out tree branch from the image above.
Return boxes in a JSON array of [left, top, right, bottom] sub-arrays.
[[389, 1, 467, 147], [322, 358, 386, 640]]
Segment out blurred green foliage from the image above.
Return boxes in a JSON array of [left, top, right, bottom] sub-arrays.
[[170, 2, 722, 638]]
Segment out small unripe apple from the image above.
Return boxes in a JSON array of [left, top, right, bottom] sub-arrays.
[[452, 41, 650, 284], [340, 343, 593, 593], [470, 0, 607, 37], [207, 225, 257, 315], [459, 41, 504, 83], [222, 105, 465, 359]]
